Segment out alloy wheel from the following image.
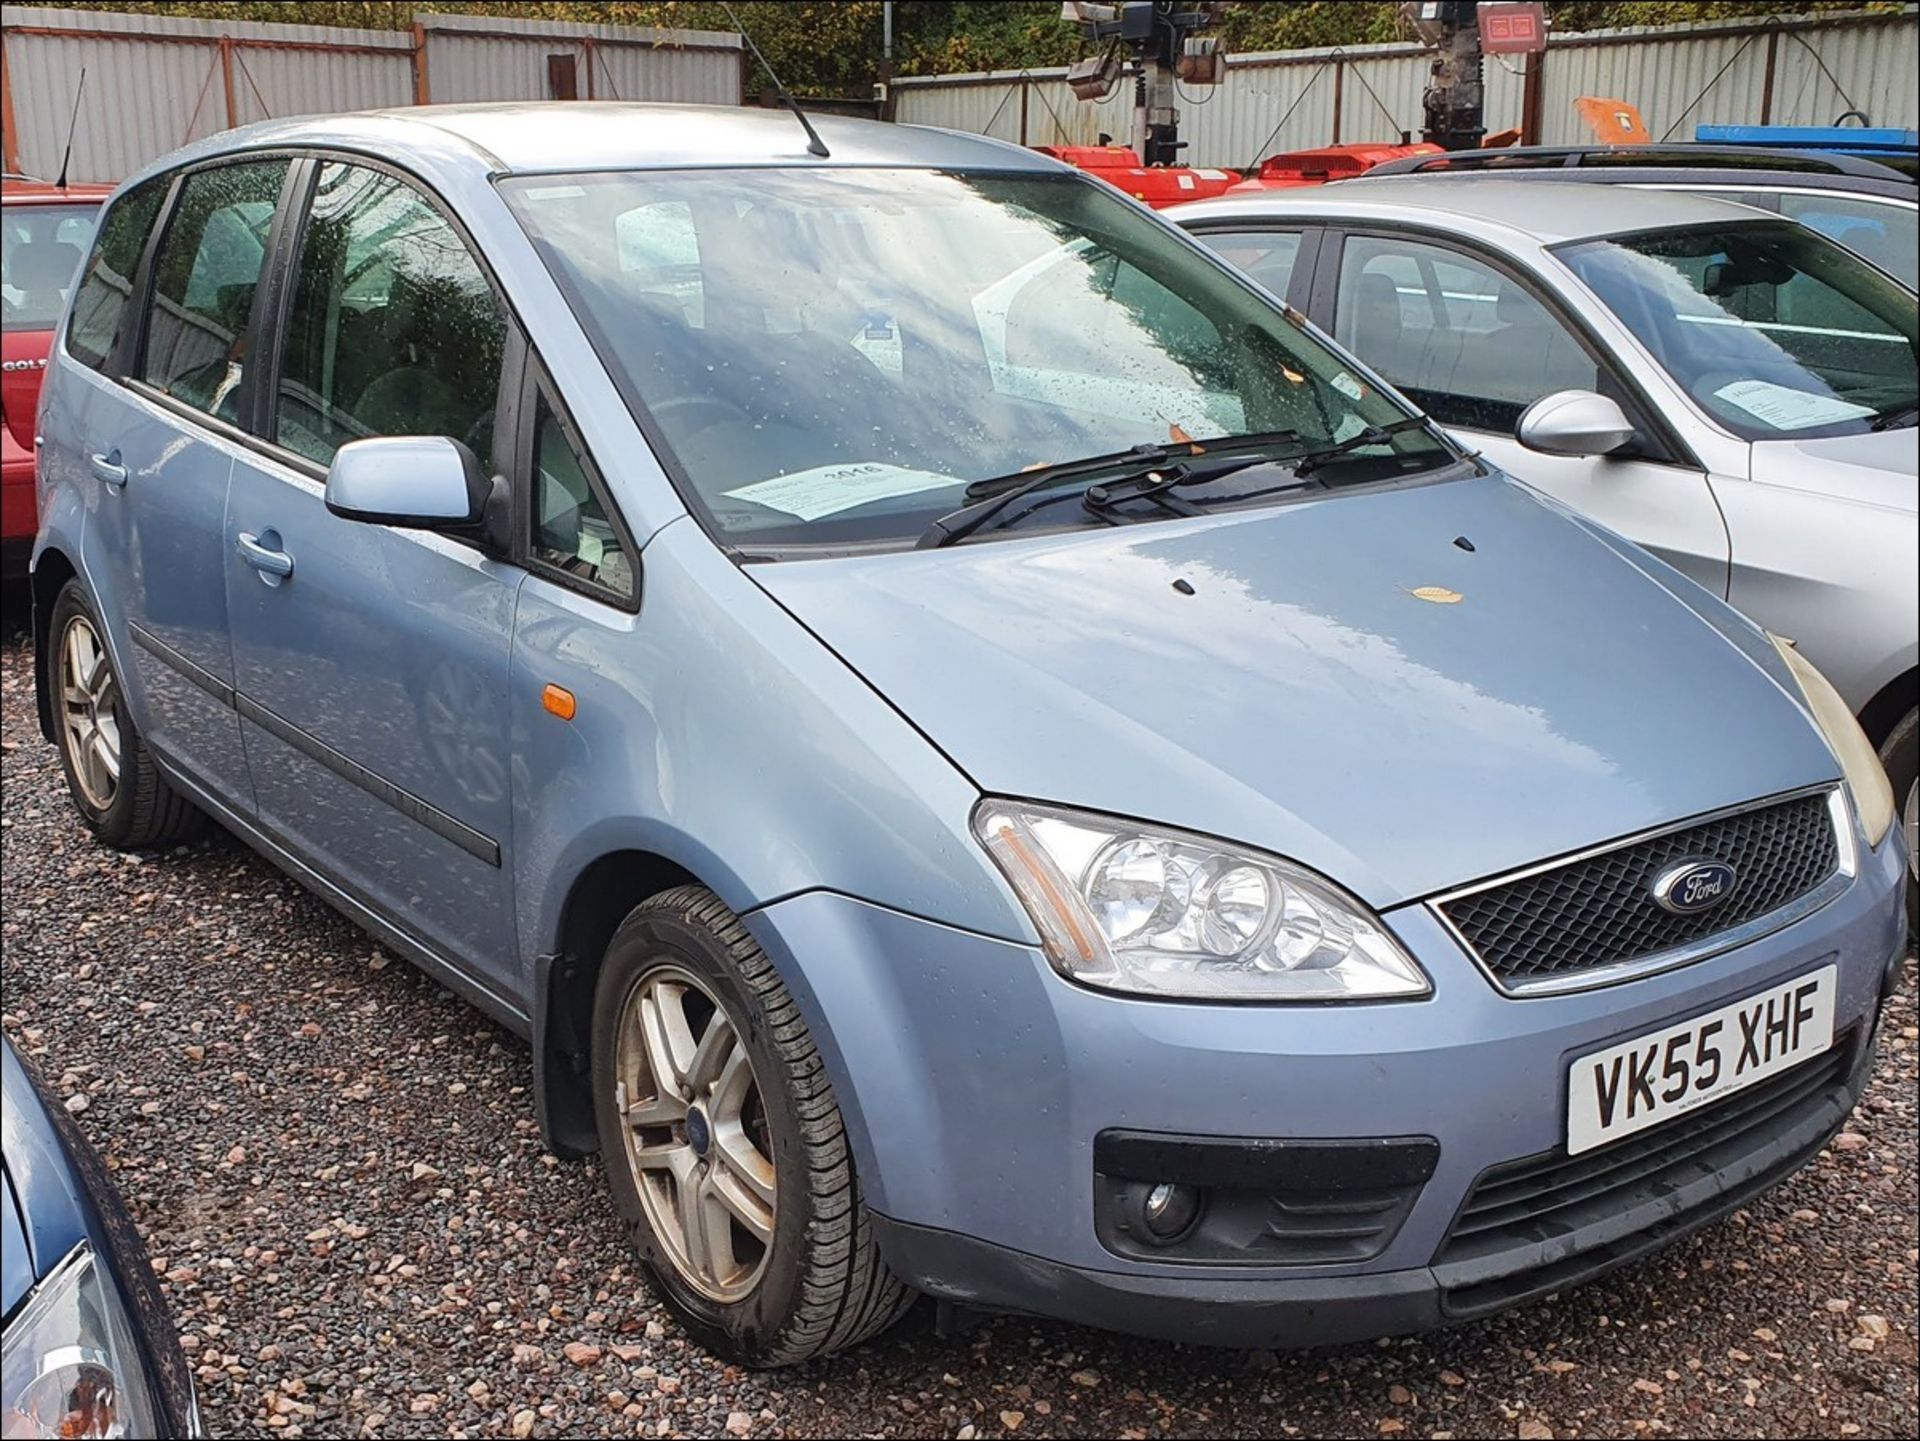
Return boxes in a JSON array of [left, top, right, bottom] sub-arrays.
[[613, 963, 777, 1302], [59, 615, 122, 810]]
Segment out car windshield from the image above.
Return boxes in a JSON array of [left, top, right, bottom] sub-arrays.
[[2, 202, 99, 331], [1557, 219, 1917, 441], [502, 168, 1452, 550]]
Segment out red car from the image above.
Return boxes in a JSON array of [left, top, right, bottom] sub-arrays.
[[3, 174, 110, 580]]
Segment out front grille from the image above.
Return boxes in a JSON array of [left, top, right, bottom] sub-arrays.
[[1434, 1039, 1855, 1316], [1437, 791, 1840, 992]]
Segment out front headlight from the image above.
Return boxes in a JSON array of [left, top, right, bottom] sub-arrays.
[[1769, 634, 1895, 849], [974, 800, 1429, 1000], [1, 1244, 162, 1440]]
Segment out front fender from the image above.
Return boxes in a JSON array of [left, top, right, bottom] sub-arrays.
[[508, 517, 1035, 983]]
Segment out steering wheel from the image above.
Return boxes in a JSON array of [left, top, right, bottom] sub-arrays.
[[647, 395, 756, 438]]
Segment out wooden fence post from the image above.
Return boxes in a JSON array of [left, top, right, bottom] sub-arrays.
[[412, 20, 430, 105], [1521, 46, 1546, 144], [220, 34, 237, 127]]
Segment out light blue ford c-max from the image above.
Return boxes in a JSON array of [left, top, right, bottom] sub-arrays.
[[28, 104, 1910, 1365]]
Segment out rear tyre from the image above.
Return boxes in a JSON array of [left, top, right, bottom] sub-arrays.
[[590, 885, 915, 1366], [47, 580, 205, 850], [1877, 705, 1917, 932]]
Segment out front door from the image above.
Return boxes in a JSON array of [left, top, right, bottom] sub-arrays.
[[225, 159, 522, 998], [72, 160, 291, 815], [1323, 229, 1732, 596]]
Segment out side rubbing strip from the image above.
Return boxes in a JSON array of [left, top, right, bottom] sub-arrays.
[[127, 621, 501, 868], [129, 622, 235, 708], [234, 694, 502, 868]]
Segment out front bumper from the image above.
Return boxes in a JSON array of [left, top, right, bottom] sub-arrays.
[[745, 825, 1907, 1347], [873, 1021, 1871, 1347]]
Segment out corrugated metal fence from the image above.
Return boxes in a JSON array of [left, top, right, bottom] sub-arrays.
[[893, 6, 1919, 169], [1, 6, 744, 183]]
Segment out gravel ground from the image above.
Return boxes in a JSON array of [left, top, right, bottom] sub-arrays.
[[2, 629, 1916, 1440]]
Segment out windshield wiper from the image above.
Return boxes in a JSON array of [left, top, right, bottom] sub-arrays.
[[915, 430, 1302, 550], [1285, 416, 1435, 477], [1868, 404, 1918, 432]]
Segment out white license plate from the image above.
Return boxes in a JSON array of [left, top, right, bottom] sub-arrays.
[[1566, 965, 1836, 1156]]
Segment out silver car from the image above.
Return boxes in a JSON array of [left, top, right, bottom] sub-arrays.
[[1172, 179, 1919, 914]]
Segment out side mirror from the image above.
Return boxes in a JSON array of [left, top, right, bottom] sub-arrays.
[[1516, 390, 1637, 458], [324, 436, 492, 531]]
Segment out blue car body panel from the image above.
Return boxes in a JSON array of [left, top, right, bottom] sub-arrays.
[[745, 832, 1906, 1277], [1, 1173, 30, 1318], [508, 517, 1024, 969], [1, 1045, 89, 1317], [1, 1041, 200, 1431], [223, 447, 526, 991], [26, 104, 1911, 1349], [752, 471, 1840, 908]]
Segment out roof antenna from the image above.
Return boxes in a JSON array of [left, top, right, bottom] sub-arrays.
[[719, 1, 829, 158], [54, 67, 88, 190]]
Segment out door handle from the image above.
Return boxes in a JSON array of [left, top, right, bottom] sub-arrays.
[[88, 450, 128, 488], [236, 530, 294, 581]]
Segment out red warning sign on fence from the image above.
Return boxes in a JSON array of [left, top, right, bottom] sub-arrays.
[[1480, 2, 1548, 55]]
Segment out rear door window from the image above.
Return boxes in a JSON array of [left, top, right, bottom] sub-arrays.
[[140, 160, 288, 423], [274, 162, 506, 466], [64, 180, 167, 369]]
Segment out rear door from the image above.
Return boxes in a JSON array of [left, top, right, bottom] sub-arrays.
[[67, 160, 293, 815], [224, 157, 524, 1004], [1315, 227, 1732, 596]]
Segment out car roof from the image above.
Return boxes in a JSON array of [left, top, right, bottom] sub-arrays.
[[1364, 142, 1912, 183], [1169, 177, 1773, 245], [2, 174, 114, 204], [119, 102, 1057, 190], [1348, 166, 1916, 201]]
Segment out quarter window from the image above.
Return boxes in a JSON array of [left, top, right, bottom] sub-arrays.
[[64, 179, 167, 370], [1776, 193, 1917, 290], [1194, 228, 1305, 301], [1334, 234, 1599, 433], [275, 162, 506, 466], [140, 160, 288, 422], [529, 387, 632, 601]]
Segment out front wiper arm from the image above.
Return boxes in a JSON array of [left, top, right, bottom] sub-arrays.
[[1286, 415, 1434, 477], [917, 444, 1178, 550], [1868, 404, 1917, 432], [917, 429, 1307, 550]]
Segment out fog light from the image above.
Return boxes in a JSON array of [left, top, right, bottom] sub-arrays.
[[1141, 1182, 1201, 1242]]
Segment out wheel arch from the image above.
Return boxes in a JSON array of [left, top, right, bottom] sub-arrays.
[[1860, 663, 1919, 750], [532, 847, 702, 1158], [30, 546, 80, 744]]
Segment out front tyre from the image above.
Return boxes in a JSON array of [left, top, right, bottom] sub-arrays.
[[590, 886, 915, 1365], [1879, 705, 1917, 931], [47, 580, 204, 849]]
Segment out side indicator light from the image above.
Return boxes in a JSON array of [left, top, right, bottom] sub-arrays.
[[542, 684, 576, 721]]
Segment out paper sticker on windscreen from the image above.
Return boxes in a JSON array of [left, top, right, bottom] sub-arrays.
[[723, 462, 962, 522], [1713, 379, 1874, 432]]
